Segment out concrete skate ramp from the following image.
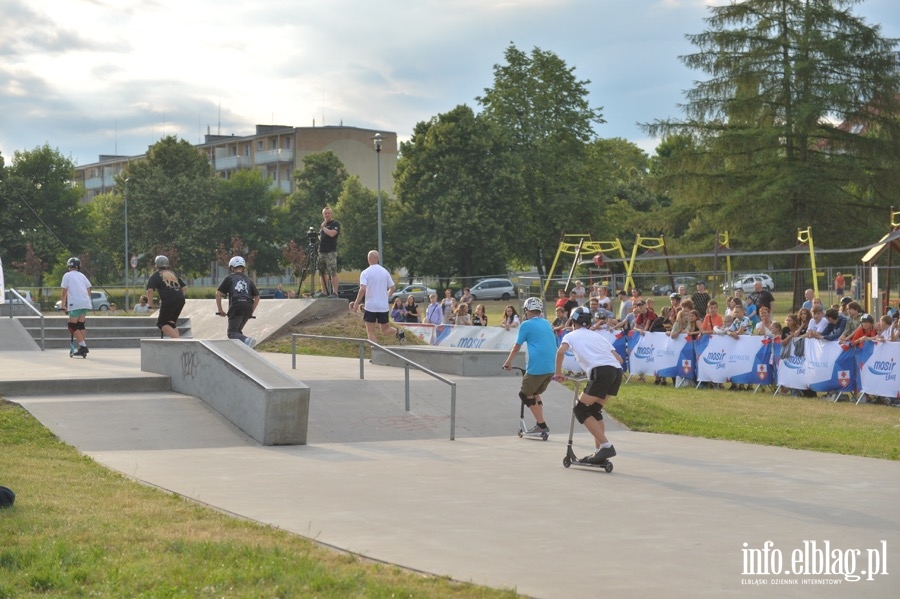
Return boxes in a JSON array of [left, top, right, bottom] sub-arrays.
[[181, 298, 347, 343], [0, 318, 40, 351], [141, 339, 309, 445]]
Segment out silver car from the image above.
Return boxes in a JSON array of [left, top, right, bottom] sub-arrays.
[[389, 284, 437, 303], [457, 278, 517, 301]]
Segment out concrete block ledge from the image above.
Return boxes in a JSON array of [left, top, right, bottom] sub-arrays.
[[141, 339, 309, 445], [371, 345, 526, 377]]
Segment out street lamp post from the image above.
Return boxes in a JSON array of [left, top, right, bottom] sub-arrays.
[[372, 133, 383, 262], [124, 179, 130, 311]]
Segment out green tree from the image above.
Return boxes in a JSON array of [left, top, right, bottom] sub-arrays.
[[214, 170, 280, 274], [477, 44, 605, 275], [119, 136, 219, 275], [645, 0, 900, 257], [0, 145, 88, 284], [334, 176, 380, 272], [392, 105, 522, 286]]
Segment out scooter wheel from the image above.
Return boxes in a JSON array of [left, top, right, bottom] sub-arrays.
[[541, 432, 549, 441], [604, 462, 614, 473], [563, 456, 571, 468], [517, 431, 523, 438]]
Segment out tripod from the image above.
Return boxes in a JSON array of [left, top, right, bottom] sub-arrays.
[[296, 239, 319, 297]]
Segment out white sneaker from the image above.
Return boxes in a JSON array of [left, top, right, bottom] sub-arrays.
[[243, 337, 256, 348]]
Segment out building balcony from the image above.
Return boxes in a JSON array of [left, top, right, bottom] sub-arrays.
[[255, 149, 294, 164], [214, 156, 253, 171], [83, 176, 118, 190], [268, 180, 292, 193]]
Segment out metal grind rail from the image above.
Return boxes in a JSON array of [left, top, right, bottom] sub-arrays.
[[290, 334, 458, 440]]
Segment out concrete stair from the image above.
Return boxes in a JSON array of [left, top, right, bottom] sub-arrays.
[[16, 315, 192, 350]]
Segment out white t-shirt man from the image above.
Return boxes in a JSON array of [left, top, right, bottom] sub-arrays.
[[560, 326, 622, 374], [359, 263, 394, 313], [61, 270, 93, 311]]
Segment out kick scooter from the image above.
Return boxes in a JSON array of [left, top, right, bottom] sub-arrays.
[[559, 374, 614, 473], [506, 366, 549, 440]]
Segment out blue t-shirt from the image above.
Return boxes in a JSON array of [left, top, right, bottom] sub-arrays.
[[515, 317, 557, 375]]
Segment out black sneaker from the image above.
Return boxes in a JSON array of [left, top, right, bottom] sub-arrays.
[[396, 330, 406, 343], [590, 446, 616, 463], [75, 346, 89, 357]]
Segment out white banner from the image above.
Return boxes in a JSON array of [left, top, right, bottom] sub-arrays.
[[775, 339, 855, 392], [696, 335, 774, 385], [430, 324, 519, 350], [397, 323, 436, 344], [628, 332, 687, 377], [855, 341, 900, 399], [0, 255, 5, 304]]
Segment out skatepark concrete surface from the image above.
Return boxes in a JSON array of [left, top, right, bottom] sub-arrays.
[[2, 347, 898, 599]]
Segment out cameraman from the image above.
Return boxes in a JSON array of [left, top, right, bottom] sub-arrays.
[[318, 206, 340, 297]]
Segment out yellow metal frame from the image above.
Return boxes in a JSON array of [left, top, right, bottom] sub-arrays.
[[542, 235, 626, 297], [797, 227, 819, 297], [623, 235, 666, 292]]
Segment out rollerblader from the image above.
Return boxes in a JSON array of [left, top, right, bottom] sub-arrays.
[[503, 297, 556, 439], [60, 257, 92, 358], [554, 307, 623, 465], [215, 256, 260, 347]]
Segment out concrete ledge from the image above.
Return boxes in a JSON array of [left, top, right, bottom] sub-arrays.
[[371, 345, 526, 376], [0, 376, 171, 397], [141, 339, 309, 445]]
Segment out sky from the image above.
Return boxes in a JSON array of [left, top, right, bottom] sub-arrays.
[[1, 0, 898, 167]]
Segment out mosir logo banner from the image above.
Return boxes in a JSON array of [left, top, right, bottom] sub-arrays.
[[695, 335, 774, 385], [627, 331, 686, 377], [855, 341, 900, 398], [776, 339, 857, 392]]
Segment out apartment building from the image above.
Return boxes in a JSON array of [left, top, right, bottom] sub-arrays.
[[74, 124, 397, 202]]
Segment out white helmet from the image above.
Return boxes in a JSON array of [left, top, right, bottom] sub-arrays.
[[228, 256, 246, 269], [523, 297, 543, 313]]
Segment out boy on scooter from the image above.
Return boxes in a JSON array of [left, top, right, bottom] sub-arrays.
[[553, 307, 623, 464]]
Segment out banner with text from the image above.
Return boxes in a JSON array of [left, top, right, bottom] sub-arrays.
[[854, 341, 900, 398], [775, 339, 856, 392], [627, 331, 687, 378], [695, 335, 775, 385]]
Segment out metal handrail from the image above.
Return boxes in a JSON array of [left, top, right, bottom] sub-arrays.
[[290, 333, 458, 440], [3, 289, 45, 350]]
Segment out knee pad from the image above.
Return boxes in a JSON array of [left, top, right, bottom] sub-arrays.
[[76, 322, 86, 331], [590, 403, 604, 421], [574, 401, 591, 424], [67, 322, 78, 334], [518, 391, 536, 407]]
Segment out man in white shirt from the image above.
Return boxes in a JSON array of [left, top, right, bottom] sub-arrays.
[[349, 250, 406, 343]]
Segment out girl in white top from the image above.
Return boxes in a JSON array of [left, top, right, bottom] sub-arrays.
[[501, 305, 520, 330]]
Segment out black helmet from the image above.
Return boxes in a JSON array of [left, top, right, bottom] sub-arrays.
[[571, 306, 593, 328], [840, 296, 852, 305], [66, 257, 81, 269], [155, 255, 169, 268]]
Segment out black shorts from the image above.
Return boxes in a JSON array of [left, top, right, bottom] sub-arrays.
[[363, 310, 389, 324], [156, 295, 186, 330], [585, 366, 622, 399]]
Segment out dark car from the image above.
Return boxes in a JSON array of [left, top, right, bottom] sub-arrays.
[[337, 283, 360, 301], [257, 287, 279, 299]]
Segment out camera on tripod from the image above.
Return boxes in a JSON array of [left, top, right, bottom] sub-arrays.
[[306, 226, 319, 244]]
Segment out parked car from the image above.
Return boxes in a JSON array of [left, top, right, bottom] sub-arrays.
[[389, 284, 436, 303], [723, 273, 775, 294], [4, 289, 37, 306], [337, 283, 360, 301], [54, 291, 110, 311], [456, 278, 517, 301], [651, 276, 699, 296]]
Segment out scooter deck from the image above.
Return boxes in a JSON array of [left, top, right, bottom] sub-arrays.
[[562, 447, 613, 472]]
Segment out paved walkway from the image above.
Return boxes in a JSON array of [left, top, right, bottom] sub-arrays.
[[2, 348, 898, 598]]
